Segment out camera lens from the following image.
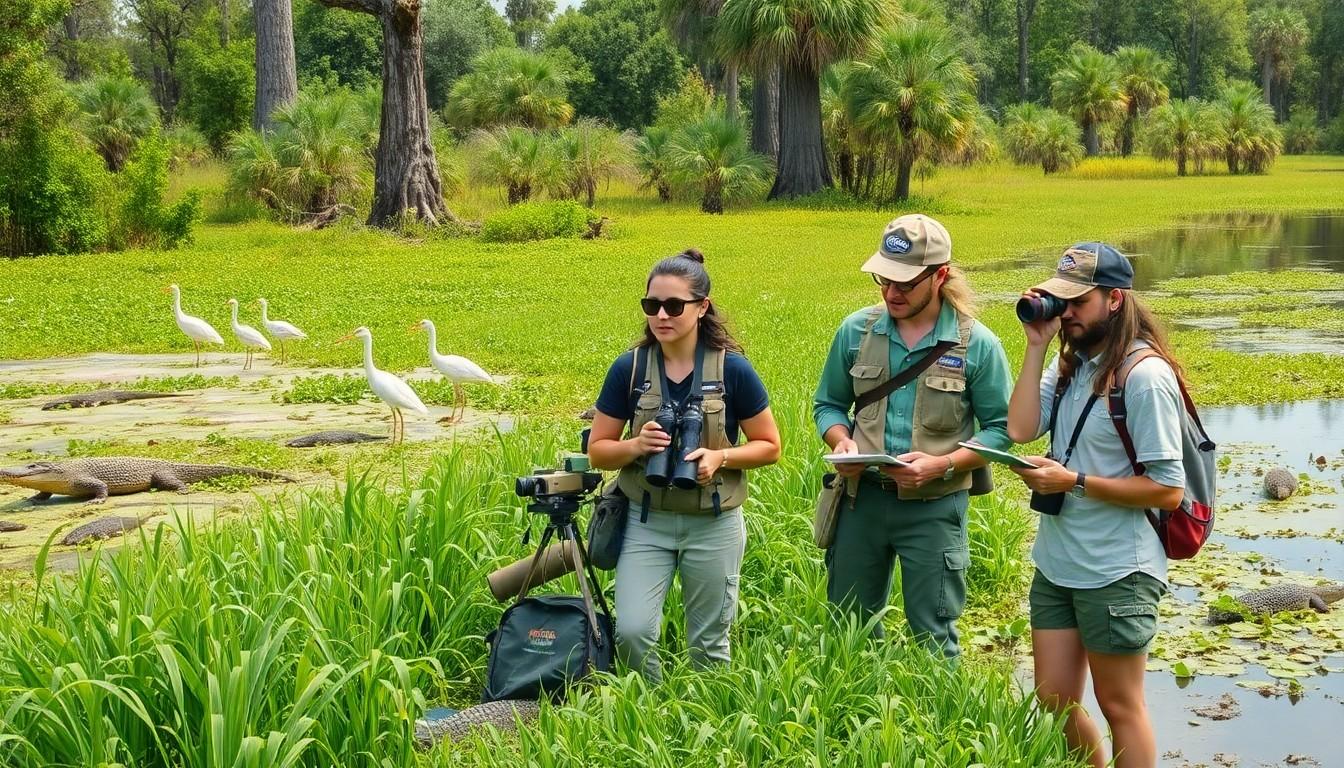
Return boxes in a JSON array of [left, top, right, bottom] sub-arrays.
[[1015, 294, 1067, 323], [515, 477, 538, 497]]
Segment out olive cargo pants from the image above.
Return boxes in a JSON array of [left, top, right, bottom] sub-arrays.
[[825, 477, 970, 658]]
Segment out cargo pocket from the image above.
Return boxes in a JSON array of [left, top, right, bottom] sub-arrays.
[[920, 376, 967, 432], [936, 548, 969, 619], [849, 364, 885, 423], [1107, 603, 1158, 650], [720, 575, 741, 626]]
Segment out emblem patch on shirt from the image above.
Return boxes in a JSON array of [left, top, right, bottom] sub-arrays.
[[884, 234, 912, 254], [936, 354, 964, 369]]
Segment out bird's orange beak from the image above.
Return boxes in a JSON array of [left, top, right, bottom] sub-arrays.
[[408, 323, 422, 334], [335, 334, 354, 345], [161, 286, 173, 294]]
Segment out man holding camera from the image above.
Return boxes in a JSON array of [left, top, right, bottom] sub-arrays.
[[814, 214, 1012, 659], [1006, 243, 1185, 768]]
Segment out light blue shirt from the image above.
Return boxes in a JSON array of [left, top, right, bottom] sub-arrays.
[[1030, 345, 1185, 588]]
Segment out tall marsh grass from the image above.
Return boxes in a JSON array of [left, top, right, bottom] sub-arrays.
[[0, 425, 1074, 767]]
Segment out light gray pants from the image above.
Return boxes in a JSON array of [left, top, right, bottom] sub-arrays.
[[613, 504, 746, 682]]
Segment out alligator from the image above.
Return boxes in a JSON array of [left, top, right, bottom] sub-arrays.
[[285, 430, 388, 448], [41, 390, 187, 410], [0, 458, 292, 504], [0, 520, 26, 533], [1208, 582, 1344, 624], [60, 516, 145, 546], [413, 699, 540, 748], [1262, 466, 1299, 500]]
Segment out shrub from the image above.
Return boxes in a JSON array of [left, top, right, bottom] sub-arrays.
[[544, 118, 633, 207], [70, 73, 159, 172], [179, 40, 255, 152], [1324, 113, 1344, 154], [467, 125, 549, 204], [110, 134, 203, 250], [669, 111, 770, 214], [1001, 104, 1082, 175], [163, 123, 212, 168], [479, 199, 594, 242], [445, 47, 574, 131], [1281, 108, 1320, 155]]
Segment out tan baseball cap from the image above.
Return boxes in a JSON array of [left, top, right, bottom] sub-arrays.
[[861, 214, 952, 282], [1031, 242, 1134, 299]]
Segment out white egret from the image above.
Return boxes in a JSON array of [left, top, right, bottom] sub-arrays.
[[257, 298, 308, 363], [226, 298, 272, 370], [337, 326, 428, 445], [411, 319, 494, 425], [164, 284, 224, 367]]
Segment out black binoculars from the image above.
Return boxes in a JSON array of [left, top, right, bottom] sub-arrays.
[[1016, 293, 1068, 323], [644, 398, 704, 490]]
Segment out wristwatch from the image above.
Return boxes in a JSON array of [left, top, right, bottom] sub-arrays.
[[1070, 472, 1087, 499], [942, 457, 957, 481]]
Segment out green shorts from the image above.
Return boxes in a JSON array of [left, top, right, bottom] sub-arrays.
[[1029, 569, 1166, 655]]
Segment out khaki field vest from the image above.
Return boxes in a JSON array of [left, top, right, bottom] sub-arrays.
[[850, 305, 989, 501], [616, 345, 747, 513]]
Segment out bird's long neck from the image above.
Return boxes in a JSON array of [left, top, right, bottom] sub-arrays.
[[230, 303, 240, 327], [424, 323, 440, 358], [259, 302, 270, 324], [171, 290, 183, 318], [360, 335, 377, 377]]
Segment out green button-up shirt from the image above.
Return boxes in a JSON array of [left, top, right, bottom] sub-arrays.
[[813, 301, 1013, 454]]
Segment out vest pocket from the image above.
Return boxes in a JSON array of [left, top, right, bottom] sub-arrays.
[[700, 397, 730, 450], [849, 364, 884, 422], [920, 376, 967, 432]]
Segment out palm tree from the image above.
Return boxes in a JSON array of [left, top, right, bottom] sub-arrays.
[[1211, 81, 1281, 174], [1050, 45, 1124, 157], [468, 125, 548, 204], [842, 22, 977, 201], [668, 111, 770, 213], [1114, 46, 1170, 157], [1001, 102, 1045, 165], [72, 74, 160, 172], [1144, 98, 1208, 176], [547, 119, 633, 207], [1281, 107, 1320, 155], [1002, 104, 1081, 174], [635, 126, 676, 202], [717, 0, 887, 199], [1250, 5, 1309, 119], [446, 47, 574, 131]]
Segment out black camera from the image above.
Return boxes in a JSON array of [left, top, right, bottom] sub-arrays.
[[1016, 293, 1068, 323], [1029, 490, 1065, 515], [643, 397, 704, 490], [516, 454, 603, 500]]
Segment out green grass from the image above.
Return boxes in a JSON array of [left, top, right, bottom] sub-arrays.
[[0, 374, 241, 401]]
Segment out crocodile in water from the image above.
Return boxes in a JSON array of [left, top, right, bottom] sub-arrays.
[[285, 430, 388, 448], [60, 516, 146, 546], [41, 390, 187, 410], [0, 458, 292, 504], [1208, 582, 1344, 624]]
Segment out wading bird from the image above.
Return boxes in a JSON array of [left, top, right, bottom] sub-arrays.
[[257, 298, 307, 363], [411, 318, 494, 425], [227, 298, 271, 370], [164, 284, 223, 367], [337, 326, 427, 445]]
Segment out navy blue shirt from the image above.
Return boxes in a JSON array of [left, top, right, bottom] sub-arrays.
[[595, 349, 769, 444]]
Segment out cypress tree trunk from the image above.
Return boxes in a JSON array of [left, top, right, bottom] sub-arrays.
[[316, 0, 451, 227], [750, 64, 779, 160], [253, 0, 298, 132], [770, 59, 830, 200], [894, 155, 913, 201], [1121, 102, 1137, 157], [1083, 119, 1100, 156], [722, 62, 740, 121]]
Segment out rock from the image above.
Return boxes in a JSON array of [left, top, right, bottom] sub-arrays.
[[0, 520, 26, 533], [1262, 466, 1298, 500]]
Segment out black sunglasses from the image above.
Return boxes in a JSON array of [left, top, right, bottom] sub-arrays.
[[872, 267, 937, 293], [641, 297, 704, 317]]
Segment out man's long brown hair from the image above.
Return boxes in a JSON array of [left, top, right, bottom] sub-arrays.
[[1058, 289, 1186, 394]]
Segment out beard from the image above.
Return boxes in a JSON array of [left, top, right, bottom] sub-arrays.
[[1066, 315, 1111, 350]]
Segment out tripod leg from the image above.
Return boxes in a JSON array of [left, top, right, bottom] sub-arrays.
[[562, 522, 605, 647]]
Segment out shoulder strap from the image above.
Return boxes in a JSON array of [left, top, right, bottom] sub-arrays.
[[1056, 393, 1099, 467], [853, 338, 957, 416], [1106, 349, 1163, 475]]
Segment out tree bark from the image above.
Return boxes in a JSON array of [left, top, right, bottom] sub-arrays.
[[894, 155, 913, 201], [750, 64, 779, 160], [1083, 119, 1100, 156], [1121, 102, 1137, 157], [1261, 57, 1274, 109], [1176, 148, 1187, 176], [253, 0, 299, 132], [316, 0, 451, 227], [1016, 0, 1038, 101], [219, 0, 230, 46], [769, 59, 830, 200], [722, 61, 739, 121]]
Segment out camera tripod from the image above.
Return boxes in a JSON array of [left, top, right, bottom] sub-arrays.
[[518, 494, 613, 648]]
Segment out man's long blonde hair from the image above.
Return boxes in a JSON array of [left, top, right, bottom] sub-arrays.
[[938, 266, 979, 318]]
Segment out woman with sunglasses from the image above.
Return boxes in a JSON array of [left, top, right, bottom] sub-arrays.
[[587, 248, 781, 681]]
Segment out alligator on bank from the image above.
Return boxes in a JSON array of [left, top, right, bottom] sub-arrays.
[[0, 458, 292, 504], [1208, 582, 1344, 624], [60, 515, 147, 546], [413, 700, 541, 748], [0, 520, 27, 533], [285, 430, 388, 448], [40, 390, 188, 410]]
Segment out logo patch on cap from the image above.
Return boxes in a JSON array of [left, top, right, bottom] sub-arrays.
[[884, 234, 912, 254], [936, 355, 964, 370], [1058, 254, 1078, 272]]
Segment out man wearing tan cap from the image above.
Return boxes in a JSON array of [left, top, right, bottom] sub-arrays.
[[813, 214, 1012, 658]]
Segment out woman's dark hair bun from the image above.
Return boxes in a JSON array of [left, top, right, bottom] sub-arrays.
[[679, 247, 705, 264]]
